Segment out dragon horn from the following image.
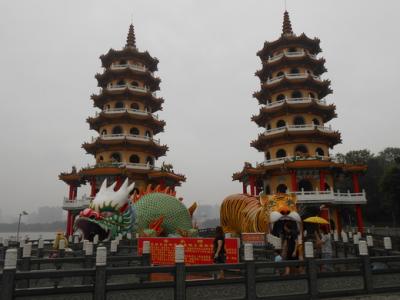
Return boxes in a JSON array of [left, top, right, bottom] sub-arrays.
[[109, 181, 117, 191], [155, 185, 161, 192], [98, 179, 108, 193], [127, 180, 135, 193], [165, 186, 170, 194], [146, 184, 152, 193]]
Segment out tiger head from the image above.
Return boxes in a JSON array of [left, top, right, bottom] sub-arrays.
[[260, 193, 301, 236]]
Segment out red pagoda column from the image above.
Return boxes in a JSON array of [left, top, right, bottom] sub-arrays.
[[352, 173, 364, 234], [290, 170, 297, 192], [319, 170, 326, 191], [90, 178, 97, 197], [319, 206, 330, 231], [335, 208, 342, 233], [114, 176, 122, 191], [249, 176, 256, 196], [66, 184, 75, 237], [242, 182, 247, 194]]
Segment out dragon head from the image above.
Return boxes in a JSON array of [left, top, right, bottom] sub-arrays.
[[260, 193, 301, 236], [75, 178, 136, 241]]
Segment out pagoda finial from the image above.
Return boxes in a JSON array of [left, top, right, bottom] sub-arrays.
[[125, 24, 136, 48], [282, 10, 293, 35]]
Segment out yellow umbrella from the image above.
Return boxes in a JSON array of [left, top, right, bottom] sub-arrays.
[[303, 216, 329, 225]]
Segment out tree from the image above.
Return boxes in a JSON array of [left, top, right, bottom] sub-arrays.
[[380, 163, 400, 227], [378, 147, 400, 165], [344, 149, 374, 165]]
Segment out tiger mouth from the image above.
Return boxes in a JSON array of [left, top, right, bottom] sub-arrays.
[[269, 211, 301, 236]]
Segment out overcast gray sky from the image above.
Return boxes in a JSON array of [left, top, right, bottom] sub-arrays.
[[1, 0, 399, 218]]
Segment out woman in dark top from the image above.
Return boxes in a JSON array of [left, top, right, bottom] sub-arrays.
[[282, 222, 298, 275], [213, 226, 226, 263]]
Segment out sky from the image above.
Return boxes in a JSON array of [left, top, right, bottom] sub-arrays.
[[0, 0, 399, 218]]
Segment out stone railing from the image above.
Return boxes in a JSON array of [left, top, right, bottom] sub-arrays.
[[96, 108, 159, 120], [257, 155, 333, 167], [267, 50, 318, 63], [62, 196, 92, 210], [93, 134, 160, 145], [292, 189, 367, 204], [266, 73, 321, 84], [265, 97, 328, 108], [264, 124, 333, 136]]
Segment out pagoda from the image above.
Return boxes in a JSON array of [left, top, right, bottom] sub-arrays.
[[233, 11, 367, 233], [59, 24, 186, 236]]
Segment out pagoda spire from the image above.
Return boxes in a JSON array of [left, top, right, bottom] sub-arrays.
[[125, 24, 136, 48], [282, 10, 293, 35]]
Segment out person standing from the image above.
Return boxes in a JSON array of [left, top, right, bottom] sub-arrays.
[[282, 222, 299, 275], [316, 227, 333, 271], [213, 226, 226, 278]]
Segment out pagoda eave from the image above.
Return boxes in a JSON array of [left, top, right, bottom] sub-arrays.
[[91, 91, 164, 112], [256, 57, 327, 80], [251, 102, 337, 126], [257, 33, 321, 59], [95, 69, 161, 90], [254, 78, 332, 104], [251, 131, 342, 151], [100, 48, 158, 72], [87, 113, 166, 134], [82, 140, 168, 158], [58, 172, 85, 186]]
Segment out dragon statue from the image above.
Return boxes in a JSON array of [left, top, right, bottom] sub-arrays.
[[75, 179, 198, 241], [220, 192, 301, 237]]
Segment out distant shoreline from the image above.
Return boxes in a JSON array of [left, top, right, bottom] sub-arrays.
[[0, 221, 66, 233]]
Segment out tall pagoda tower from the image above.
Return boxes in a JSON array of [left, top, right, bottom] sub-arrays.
[[233, 12, 367, 233], [60, 24, 185, 236]]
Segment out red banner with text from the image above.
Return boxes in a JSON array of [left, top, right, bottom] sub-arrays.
[[138, 237, 239, 265]]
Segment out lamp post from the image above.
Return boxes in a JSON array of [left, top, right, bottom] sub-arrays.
[[16, 211, 28, 242]]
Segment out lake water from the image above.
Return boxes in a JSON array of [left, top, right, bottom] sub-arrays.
[[0, 232, 57, 240]]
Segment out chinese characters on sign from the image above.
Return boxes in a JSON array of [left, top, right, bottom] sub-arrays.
[[241, 232, 266, 247], [138, 237, 239, 265]]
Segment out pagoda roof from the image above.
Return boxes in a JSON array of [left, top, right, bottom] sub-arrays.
[[251, 128, 342, 151], [87, 111, 166, 134], [256, 56, 327, 80], [59, 164, 185, 186], [257, 33, 321, 60], [95, 68, 161, 90], [82, 138, 168, 158], [91, 89, 164, 112], [252, 100, 337, 126], [100, 48, 158, 72], [232, 158, 367, 181], [254, 76, 332, 104]]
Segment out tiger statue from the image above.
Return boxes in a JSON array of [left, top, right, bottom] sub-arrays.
[[220, 193, 301, 236]]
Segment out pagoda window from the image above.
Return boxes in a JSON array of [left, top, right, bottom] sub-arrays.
[[130, 127, 139, 135], [276, 184, 287, 193], [290, 68, 300, 74], [145, 130, 152, 138], [293, 116, 305, 125], [110, 153, 121, 163], [298, 179, 313, 192], [276, 120, 286, 128], [276, 149, 286, 158], [291, 91, 302, 98], [324, 183, 331, 191], [144, 106, 152, 113], [287, 47, 297, 53], [146, 156, 154, 166], [98, 155, 104, 162], [266, 123, 271, 130], [276, 94, 286, 101], [309, 92, 316, 99], [276, 71, 284, 77], [101, 129, 107, 135], [130, 81, 139, 87], [115, 101, 124, 109], [119, 60, 127, 65], [130, 103, 140, 110], [295, 145, 308, 155], [117, 80, 125, 86], [312, 118, 320, 125], [316, 148, 325, 156], [265, 185, 271, 195], [265, 152, 271, 160], [129, 155, 140, 164], [112, 126, 123, 135]]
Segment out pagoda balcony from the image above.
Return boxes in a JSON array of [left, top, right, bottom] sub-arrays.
[[264, 123, 333, 136], [62, 196, 92, 210], [256, 155, 333, 167], [95, 134, 160, 145], [110, 63, 153, 75], [267, 73, 321, 85], [105, 84, 157, 96], [265, 97, 327, 108], [267, 50, 318, 63], [96, 108, 159, 120], [85, 161, 161, 171], [292, 189, 367, 205]]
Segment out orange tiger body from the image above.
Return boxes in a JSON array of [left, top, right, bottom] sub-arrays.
[[220, 194, 269, 235]]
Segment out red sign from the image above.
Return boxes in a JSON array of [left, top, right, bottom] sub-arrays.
[[138, 237, 239, 265], [241, 233, 266, 246]]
